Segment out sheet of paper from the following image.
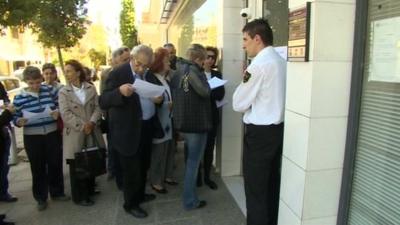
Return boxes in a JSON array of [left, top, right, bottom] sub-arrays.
[[132, 79, 166, 98], [22, 106, 52, 121], [216, 99, 228, 108], [208, 77, 227, 90]]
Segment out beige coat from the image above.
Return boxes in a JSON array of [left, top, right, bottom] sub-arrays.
[[58, 82, 105, 160]]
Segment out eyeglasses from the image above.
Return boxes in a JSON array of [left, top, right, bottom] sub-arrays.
[[133, 59, 149, 70], [207, 55, 216, 60]]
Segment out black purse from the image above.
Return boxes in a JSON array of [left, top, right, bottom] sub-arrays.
[[74, 134, 106, 178]]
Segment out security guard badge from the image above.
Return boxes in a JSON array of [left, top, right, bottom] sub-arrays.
[[243, 71, 251, 83]]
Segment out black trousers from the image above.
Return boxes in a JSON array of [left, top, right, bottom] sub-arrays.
[[118, 119, 153, 210], [67, 159, 95, 203], [243, 123, 283, 225], [24, 131, 65, 202], [117, 151, 142, 210]]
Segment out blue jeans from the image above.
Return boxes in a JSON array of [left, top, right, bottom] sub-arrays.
[[0, 132, 11, 197], [182, 132, 207, 209]]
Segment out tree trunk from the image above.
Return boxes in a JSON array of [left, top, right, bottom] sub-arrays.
[[56, 45, 65, 75]]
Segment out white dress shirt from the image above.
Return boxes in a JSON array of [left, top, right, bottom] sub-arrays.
[[72, 84, 86, 105], [232, 46, 286, 125]]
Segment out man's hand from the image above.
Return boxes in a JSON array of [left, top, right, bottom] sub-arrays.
[[119, 84, 135, 97], [152, 95, 163, 104], [50, 111, 59, 120], [83, 122, 95, 135], [16, 118, 28, 127]]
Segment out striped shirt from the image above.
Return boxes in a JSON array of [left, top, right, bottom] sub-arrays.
[[13, 85, 58, 135]]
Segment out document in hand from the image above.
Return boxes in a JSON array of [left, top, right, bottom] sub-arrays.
[[132, 79, 166, 98], [208, 77, 227, 90]]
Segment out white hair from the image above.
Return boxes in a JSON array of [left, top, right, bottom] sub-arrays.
[[130, 44, 153, 59]]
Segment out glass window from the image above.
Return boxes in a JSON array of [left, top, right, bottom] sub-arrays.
[[347, 1, 400, 224], [263, 0, 288, 46]]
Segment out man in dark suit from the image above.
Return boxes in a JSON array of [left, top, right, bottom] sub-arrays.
[[197, 46, 225, 190], [99, 44, 155, 218]]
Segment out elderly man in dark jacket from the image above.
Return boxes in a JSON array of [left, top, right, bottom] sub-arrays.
[[99, 44, 157, 219]]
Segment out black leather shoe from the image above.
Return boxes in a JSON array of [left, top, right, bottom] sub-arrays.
[[0, 214, 5, 220], [205, 180, 218, 190], [125, 206, 148, 218], [37, 200, 48, 211], [0, 195, 18, 203], [164, 179, 179, 186], [151, 185, 168, 194], [1, 221, 15, 225], [142, 193, 156, 203], [196, 200, 207, 209], [75, 199, 94, 206]]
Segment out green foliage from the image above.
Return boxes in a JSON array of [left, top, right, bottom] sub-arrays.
[[120, 0, 138, 49], [0, 0, 39, 28], [31, 0, 88, 49], [88, 48, 106, 69]]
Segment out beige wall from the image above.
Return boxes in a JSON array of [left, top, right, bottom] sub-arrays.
[[278, 0, 355, 224], [0, 28, 46, 75]]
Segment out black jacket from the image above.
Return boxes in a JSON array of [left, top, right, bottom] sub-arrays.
[[0, 82, 11, 156], [99, 62, 142, 156]]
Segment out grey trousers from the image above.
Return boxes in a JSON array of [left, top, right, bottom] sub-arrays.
[[149, 140, 175, 187]]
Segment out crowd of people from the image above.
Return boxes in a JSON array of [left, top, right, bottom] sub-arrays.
[[0, 18, 285, 225], [0, 41, 225, 221]]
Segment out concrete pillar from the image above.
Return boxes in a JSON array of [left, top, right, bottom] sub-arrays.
[[216, 0, 246, 176], [278, 1, 356, 224]]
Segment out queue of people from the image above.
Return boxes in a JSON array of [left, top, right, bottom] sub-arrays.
[[0, 18, 284, 225]]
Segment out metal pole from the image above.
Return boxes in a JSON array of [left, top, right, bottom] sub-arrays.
[[8, 126, 18, 165]]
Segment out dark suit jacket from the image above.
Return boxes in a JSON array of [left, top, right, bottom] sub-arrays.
[[209, 70, 225, 126], [99, 62, 142, 156]]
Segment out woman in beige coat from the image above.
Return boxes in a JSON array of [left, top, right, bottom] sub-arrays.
[[58, 59, 105, 207]]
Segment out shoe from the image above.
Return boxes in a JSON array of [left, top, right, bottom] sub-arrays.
[[164, 179, 179, 186], [196, 200, 207, 209], [37, 201, 48, 211], [205, 180, 218, 190], [52, 195, 71, 201], [151, 185, 168, 194], [1, 221, 15, 225], [125, 206, 148, 218], [0, 194, 18, 203], [90, 189, 101, 196], [142, 193, 156, 203], [75, 199, 94, 206], [0, 214, 5, 220]]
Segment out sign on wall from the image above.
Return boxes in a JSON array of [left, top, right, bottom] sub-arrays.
[[288, 2, 311, 62], [368, 16, 400, 83]]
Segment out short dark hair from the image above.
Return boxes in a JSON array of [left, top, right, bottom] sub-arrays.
[[242, 18, 273, 46], [65, 59, 86, 82], [163, 43, 175, 48], [23, 66, 42, 81], [42, 63, 57, 74]]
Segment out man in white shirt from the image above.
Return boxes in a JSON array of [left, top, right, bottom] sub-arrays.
[[233, 19, 286, 225]]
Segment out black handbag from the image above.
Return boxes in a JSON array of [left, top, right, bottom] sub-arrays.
[[74, 134, 106, 178]]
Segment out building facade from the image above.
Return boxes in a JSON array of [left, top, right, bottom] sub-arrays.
[[137, 0, 400, 224], [0, 27, 48, 76]]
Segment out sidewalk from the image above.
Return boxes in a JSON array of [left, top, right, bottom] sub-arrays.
[[0, 134, 245, 225]]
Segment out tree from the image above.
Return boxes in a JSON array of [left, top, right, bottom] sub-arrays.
[[0, 0, 38, 29], [120, 0, 138, 49], [31, 0, 88, 73], [88, 48, 106, 70]]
